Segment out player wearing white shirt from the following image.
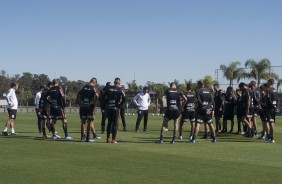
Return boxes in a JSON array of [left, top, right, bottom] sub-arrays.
[[2, 82, 19, 136], [134, 87, 151, 132], [34, 85, 45, 133]]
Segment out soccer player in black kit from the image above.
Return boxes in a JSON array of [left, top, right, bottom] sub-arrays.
[[190, 80, 216, 143], [99, 82, 111, 134], [213, 84, 224, 133], [179, 83, 196, 141], [265, 79, 280, 143], [235, 89, 244, 134], [156, 82, 187, 144], [258, 84, 268, 139], [120, 85, 127, 131], [39, 81, 53, 139], [222, 87, 236, 133], [248, 81, 260, 137], [103, 78, 125, 143], [77, 78, 100, 142], [45, 79, 72, 140], [239, 82, 254, 136]]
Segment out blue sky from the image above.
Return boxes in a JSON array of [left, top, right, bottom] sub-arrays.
[[1, 0, 282, 87]]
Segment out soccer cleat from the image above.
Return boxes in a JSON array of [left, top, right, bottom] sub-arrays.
[[53, 135, 60, 140], [211, 138, 217, 143], [170, 140, 175, 144], [111, 139, 118, 144], [11, 133, 18, 136], [165, 128, 169, 132], [2, 131, 9, 136], [94, 136, 102, 140], [156, 140, 163, 144], [143, 129, 149, 132], [179, 136, 183, 140], [268, 139, 275, 144], [189, 136, 193, 141], [43, 135, 50, 139], [81, 137, 86, 142], [65, 136, 72, 140], [187, 140, 196, 144], [89, 139, 95, 143]]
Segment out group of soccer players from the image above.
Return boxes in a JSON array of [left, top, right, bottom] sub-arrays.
[[3, 76, 279, 144], [156, 78, 280, 144], [212, 79, 280, 143], [157, 80, 216, 144]]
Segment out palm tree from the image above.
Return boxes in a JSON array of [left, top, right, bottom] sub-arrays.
[[244, 58, 279, 87], [127, 80, 139, 92], [146, 82, 167, 97], [220, 61, 245, 87]]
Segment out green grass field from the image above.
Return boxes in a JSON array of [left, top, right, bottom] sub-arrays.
[[1, 113, 282, 184]]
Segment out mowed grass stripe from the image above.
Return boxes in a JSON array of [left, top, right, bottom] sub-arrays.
[[0, 113, 281, 184]]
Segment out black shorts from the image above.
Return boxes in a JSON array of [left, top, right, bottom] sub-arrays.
[[247, 108, 254, 118], [180, 111, 195, 122], [165, 109, 181, 121], [196, 112, 212, 124], [80, 106, 95, 122], [40, 109, 50, 120], [266, 109, 276, 123], [8, 108, 17, 120], [259, 109, 267, 122], [223, 110, 235, 121], [214, 109, 223, 118], [50, 106, 66, 120]]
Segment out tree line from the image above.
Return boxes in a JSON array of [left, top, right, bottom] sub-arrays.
[[0, 58, 281, 107], [220, 58, 282, 89]]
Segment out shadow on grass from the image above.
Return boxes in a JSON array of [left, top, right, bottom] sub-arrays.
[[1, 134, 35, 139]]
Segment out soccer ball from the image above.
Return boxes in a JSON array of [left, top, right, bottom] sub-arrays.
[[128, 113, 131, 116], [152, 114, 155, 116], [157, 114, 160, 116], [132, 114, 135, 116], [125, 113, 128, 116]]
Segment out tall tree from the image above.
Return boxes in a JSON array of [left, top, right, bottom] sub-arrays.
[[17, 72, 33, 105], [0, 70, 10, 94], [32, 74, 50, 93], [245, 58, 279, 87], [203, 75, 214, 89], [220, 61, 245, 87], [127, 80, 139, 92]]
